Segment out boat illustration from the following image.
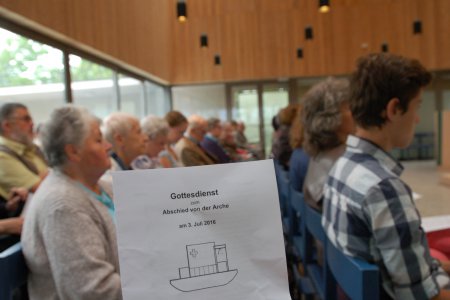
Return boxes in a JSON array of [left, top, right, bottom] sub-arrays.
[[170, 242, 238, 292]]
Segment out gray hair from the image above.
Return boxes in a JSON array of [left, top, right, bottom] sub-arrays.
[[41, 105, 98, 168], [0, 103, 27, 134], [301, 77, 349, 157], [141, 115, 169, 140], [187, 115, 207, 132], [102, 112, 138, 145], [207, 117, 221, 131]]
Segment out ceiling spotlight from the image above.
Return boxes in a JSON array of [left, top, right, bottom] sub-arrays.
[[319, 0, 330, 13], [200, 34, 208, 48], [177, 1, 187, 23]]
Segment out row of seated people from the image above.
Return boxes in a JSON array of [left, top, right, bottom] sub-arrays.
[[0, 107, 257, 235], [278, 53, 450, 300], [0, 104, 257, 298], [1, 52, 449, 299]]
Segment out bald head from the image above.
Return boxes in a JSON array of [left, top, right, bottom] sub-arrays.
[[187, 115, 208, 142]]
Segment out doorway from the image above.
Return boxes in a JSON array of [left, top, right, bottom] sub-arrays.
[[227, 82, 289, 157]]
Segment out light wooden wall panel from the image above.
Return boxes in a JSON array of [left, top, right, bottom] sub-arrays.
[[434, 0, 450, 70], [0, 0, 171, 82], [171, 0, 450, 84], [2, 0, 450, 84], [441, 111, 450, 170]]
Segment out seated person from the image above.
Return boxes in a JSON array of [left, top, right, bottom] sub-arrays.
[[220, 122, 253, 162], [231, 120, 248, 149], [22, 106, 122, 299], [231, 120, 263, 160], [174, 115, 216, 166], [322, 53, 450, 299], [160, 111, 188, 168], [0, 103, 48, 201], [200, 118, 231, 164], [288, 105, 309, 192], [301, 78, 354, 211], [270, 104, 298, 170], [101, 112, 146, 183], [132, 115, 169, 169]]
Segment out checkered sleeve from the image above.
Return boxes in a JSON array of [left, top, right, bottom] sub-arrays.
[[363, 177, 441, 300]]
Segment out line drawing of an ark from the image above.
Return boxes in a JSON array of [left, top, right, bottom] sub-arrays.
[[170, 242, 238, 292]]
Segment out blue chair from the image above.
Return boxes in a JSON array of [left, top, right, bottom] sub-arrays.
[[273, 160, 291, 236], [289, 188, 315, 299], [289, 186, 306, 261], [0, 242, 28, 300], [326, 239, 379, 300], [303, 203, 335, 300]]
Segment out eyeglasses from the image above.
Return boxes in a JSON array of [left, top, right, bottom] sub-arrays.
[[9, 115, 32, 123]]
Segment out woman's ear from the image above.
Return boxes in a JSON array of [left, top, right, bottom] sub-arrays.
[[385, 97, 401, 121], [112, 132, 123, 148], [64, 144, 80, 162]]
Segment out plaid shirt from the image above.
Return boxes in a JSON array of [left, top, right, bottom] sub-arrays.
[[322, 135, 449, 299]]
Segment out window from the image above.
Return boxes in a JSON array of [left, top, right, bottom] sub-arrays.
[[0, 24, 170, 125], [0, 28, 65, 124], [119, 74, 144, 117], [231, 86, 259, 144], [262, 84, 289, 156], [69, 54, 117, 119], [172, 84, 226, 119], [145, 81, 170, 116]]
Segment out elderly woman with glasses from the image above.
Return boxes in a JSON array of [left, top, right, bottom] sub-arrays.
[[22, 106, 122, 299]]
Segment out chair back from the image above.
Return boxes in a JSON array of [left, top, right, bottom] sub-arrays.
[[0, 242, 28, 300], [304, 204, 326, 244], [274, 160, 292, 237], [303, 203, 335, 300], [289, 186, 306, 261], [326, 240, 379, 300], [274, 160, 290, 212]]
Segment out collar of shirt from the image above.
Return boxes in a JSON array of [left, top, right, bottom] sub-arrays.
[[346, 135, 403, 176], [77, 182, 116, 222], [0, 136, 31, 156], [110, 152, 131, 170], [205, 133, 218, 143], [186, 134, 201, 145]]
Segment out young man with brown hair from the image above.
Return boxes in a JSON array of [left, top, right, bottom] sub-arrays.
[[322, 53, 450, 299]]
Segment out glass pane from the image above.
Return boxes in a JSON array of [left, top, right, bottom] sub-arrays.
[[231, 86, 259, 145], [416, 90, 435, 133], [119, 74, 144, 117], [172, 84, 226, 119], [145, 81, 170, 116], [0, 28, 65, 124], [262, 84, 289, 157], [296, 77, 323, 102], [444, 91, 450, 111], [70, 54, 117, 119]]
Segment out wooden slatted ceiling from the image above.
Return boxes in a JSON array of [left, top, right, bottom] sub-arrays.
[[1, 0, 450, 84], [170, 0, 450, 84], [0, 0, 171, 82]]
